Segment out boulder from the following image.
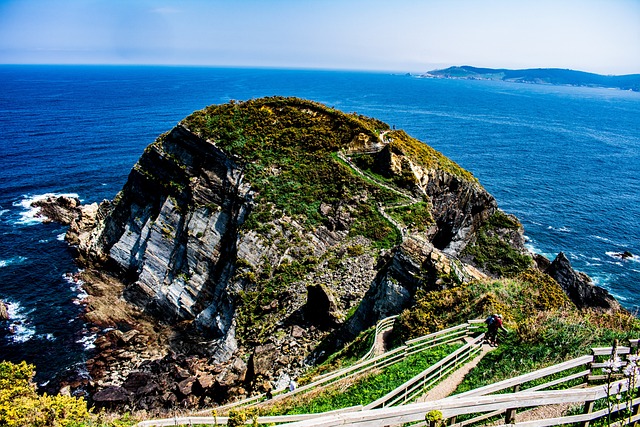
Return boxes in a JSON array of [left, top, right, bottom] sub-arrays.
[[547, 252, 620, 310], [31, 195, 81, 225], [122, 371, 154, 393], [0, 300, 8, 321], [248, 343, 277, 378], [177, 376, 197, 396], [92, 386, 132, 407], [304, 284, 339, 328]]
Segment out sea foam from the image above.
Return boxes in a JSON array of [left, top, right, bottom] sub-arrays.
[[0, 256, 27, 268], [4, 301, 36, 344]]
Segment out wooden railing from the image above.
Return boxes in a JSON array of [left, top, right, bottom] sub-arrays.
[[141, 340, 640, 427], [273, 341, 640, 427], [141, 320, 481, 425], [364, 333, 484, 409]]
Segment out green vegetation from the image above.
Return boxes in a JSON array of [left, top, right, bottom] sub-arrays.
[[388, 130, 477, 183], [0, 361, 91, 426], [182, 97, 473, 343], [264, 343, 460, 415], [299, 327, 376, 384], [387, 264, 639, 400], [455, 310, 640, 395], [386, 201, 434, 232], [393, 269, 573, 344], [462, 210, 532, 277]]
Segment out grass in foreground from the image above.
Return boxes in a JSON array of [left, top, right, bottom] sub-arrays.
[[262, 343, 461, 416]]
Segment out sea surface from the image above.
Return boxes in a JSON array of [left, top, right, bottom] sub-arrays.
[[1, 65, 638, 382]]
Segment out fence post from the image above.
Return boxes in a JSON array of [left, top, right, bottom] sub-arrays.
[[579, 400, 595, 427], [504, 384, 520, 424]]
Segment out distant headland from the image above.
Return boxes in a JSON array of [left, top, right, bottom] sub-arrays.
[[421, 65, 640, 92]]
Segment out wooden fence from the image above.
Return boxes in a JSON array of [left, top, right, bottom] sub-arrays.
[[140, 320, 481, 426], [140, 339, 640, 427]]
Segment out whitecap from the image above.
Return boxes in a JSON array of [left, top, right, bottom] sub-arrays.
[[546, 225, 573, 233], [592, 235, 626, 248], [76, 333, 97, 350], [56, 233, 66, 241], [38, 333, 56, 341], [5, 301, 36, 344], [12, 192, 80, 226], [605, 251, 638, 263], [63, 273, 88, 304], [0, 256, 27, 268], [0, 209, 9, 218]]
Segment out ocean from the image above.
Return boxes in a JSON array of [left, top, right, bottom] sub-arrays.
[[1, 65, 638, 383]]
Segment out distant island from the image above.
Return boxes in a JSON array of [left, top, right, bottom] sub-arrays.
[[422, 65, 640, 92]]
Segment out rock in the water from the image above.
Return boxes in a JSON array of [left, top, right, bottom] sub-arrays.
[[547, 252, 620, 310], [0, 300, 8, 321], [31, 195, 81, 225]]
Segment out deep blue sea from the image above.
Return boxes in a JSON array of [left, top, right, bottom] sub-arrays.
[[1, 65, 639, 382]]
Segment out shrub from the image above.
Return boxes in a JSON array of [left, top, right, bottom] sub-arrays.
[[0, 361, 91, 427]]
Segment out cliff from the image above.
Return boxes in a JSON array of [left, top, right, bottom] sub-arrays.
[[55, 97, 619, 412]]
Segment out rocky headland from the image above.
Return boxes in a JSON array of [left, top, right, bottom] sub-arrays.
[[32, 97, 622, 414]]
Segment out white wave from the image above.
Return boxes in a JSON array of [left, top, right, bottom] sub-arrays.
[[547, 225, 573, 233], [56, 233, 66, 241], [38, 239, 50, 243], [605, 251, 638, 263], [63, 273, 88, 304], [4, 301, 36, 344], [37, 333, 56, 341], [0, 209, 9, 217], [76, 333, 97, 350], [0, 256, 27, 268], [12, 193, 80, 226]]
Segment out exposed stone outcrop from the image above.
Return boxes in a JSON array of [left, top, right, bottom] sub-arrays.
[[546, 252, 620, 311], [0, 300, 8, 321], [31, 195, 82, 225]]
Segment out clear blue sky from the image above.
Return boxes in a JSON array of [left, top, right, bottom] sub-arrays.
[[1, 0, 638, 74]]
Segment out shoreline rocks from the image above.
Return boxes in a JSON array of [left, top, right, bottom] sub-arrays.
[[31, 195, 82, 225], [0, 300, 8, 321], [546, 252, 620, 311]]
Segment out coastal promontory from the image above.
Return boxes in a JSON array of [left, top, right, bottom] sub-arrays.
[[43, 97, 624, 413]]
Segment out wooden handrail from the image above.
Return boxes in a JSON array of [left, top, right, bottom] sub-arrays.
[[157, 339, 640, 427], [451, 354, 593, 398], [365, 334, 484, 409]]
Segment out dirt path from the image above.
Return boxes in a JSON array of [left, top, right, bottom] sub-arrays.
[[373, 328, 393, 356], [418, 341, 494, 402]]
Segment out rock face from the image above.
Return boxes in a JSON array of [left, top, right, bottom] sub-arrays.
[[60, 97, 616, 411], [547, 252, 620, 310], [0, 300, 8, 321], [31, 195, 82, 225]]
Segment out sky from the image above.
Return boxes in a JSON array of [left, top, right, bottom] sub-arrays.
[[0, 0, 638, 74]]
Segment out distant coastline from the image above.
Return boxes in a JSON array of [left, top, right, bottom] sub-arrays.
[[421, 65, 640, 92]]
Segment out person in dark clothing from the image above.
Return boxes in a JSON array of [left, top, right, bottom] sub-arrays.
[[485, 313, 508, 346]]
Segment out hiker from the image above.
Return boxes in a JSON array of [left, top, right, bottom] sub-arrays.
[[265, 385, 273, 400], [289, 379, 297, 392], [485, 313, 508, 346]]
